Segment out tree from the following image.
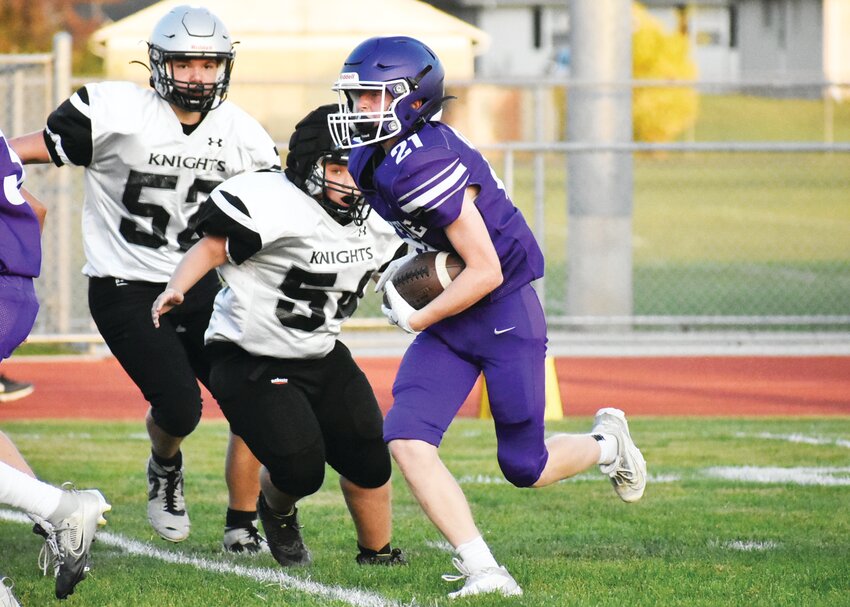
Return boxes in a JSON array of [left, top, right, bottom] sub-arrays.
[[0, 0, 121, 73], [632, 2, 699, 142]]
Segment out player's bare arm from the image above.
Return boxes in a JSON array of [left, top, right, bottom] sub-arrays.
[[151, 235, 227, 327], [9, 132, 51, 164], [409, 186, 503, 331], [20, 187, 47, 232]]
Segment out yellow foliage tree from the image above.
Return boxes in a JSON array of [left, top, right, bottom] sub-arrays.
[[632, 2, 699, 142]]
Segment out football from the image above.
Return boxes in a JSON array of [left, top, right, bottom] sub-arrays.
[[387, 251, 466, 310]]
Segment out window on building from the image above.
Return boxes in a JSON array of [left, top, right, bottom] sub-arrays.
[[729, 4, 738, 48], [533, 6, 543, 49]]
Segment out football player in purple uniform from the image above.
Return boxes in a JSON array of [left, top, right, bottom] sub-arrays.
[[330, 36, 648, 598], [1, 128, 111, 601], [11, 6, 277, 551]]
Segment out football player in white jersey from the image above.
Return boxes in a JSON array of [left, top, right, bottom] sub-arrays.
[[10, 6, 279, 551], [151, 104, 407, 568]]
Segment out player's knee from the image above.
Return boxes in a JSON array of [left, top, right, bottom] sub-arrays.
[[498, 455, 542, 488], [384, 406, 445, 447], [387, 438, 417, 465], [267, 449, 326, 497], [150, 396, 202, 438], [337, 439, 391, 489]]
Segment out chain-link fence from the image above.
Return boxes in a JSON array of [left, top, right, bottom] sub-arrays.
[[473, 142, 850, 333], [3, 42, 849, 340]]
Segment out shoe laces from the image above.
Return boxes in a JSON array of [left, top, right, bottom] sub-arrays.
[[601, 454, 637, 487], [157, 468, 185, 514], [38, 532, 61, 577], [53, 483, 87, 555], [441, 557, 471, 583], [226, 525, 266, 547]]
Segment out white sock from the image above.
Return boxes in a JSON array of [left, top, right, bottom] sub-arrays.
[[456, 535, 499, 573], [0, 461, 63, 520], [594, 433, 619, 465]]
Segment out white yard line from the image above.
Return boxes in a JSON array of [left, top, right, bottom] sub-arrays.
[[709, 539, 779, 552], [705, 466, 850, 486], [456, 472, 680, 485], [737, 432, 850, 449], [0, 509, 399, 607]]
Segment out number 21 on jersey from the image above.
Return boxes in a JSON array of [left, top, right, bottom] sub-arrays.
[[390, 133, 423, 164]]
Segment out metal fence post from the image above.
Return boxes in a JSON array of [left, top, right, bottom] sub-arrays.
[[566, 0, 634, 320], [53, 32, 73, 334]]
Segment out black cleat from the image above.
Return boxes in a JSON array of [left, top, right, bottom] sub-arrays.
[[256, 493, 311, 567], [355, 547, 407, 566]]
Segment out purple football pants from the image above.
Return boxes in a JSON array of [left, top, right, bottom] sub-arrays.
[[384, 283, 549, 487], [0, 275, 39, 360]]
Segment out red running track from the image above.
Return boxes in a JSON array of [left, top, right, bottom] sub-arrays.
[[0, 356, 848, 420]]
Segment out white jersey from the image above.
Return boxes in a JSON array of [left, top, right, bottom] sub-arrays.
[[43, 81, 280, 281], [197, 170, 401, 358]]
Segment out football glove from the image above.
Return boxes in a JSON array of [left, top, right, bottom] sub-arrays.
[[381, 281, 420, 334], [375, 251, 418, 293]]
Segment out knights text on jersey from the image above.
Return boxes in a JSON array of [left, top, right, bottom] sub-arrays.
[[196, 171, 401, 359], [349, 121, 543, 301], [0, 129, 41, 278], [42, 81, 280, 282]]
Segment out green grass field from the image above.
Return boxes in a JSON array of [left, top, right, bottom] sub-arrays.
[[2, 417, 849, 606]]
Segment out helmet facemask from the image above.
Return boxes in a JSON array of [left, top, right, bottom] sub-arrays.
[[149, 48, 233, 112], [307, 154, 371, 226], [328, 79, 411, 149]]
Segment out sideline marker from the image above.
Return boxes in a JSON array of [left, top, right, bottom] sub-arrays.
[[479, 356, 564, 420]]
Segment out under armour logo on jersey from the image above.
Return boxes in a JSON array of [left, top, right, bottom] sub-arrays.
[[208, 137, 223, 147], [357, 226, 367, 237]]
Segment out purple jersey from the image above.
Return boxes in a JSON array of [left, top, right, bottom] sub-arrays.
[[349, 121, 543, 301], [0, 130, 41, 278]]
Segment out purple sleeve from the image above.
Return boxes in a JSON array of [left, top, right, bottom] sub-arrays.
[[389, 146, 468, 229], [0, 133, 42, 277]]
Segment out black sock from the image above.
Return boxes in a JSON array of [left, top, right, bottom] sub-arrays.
[[358, 542, 391, 556], [226, 508, 258, 528], [151, 449, 182, 469]]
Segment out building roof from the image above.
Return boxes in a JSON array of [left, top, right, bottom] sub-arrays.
[[90, 0, 490, 54]]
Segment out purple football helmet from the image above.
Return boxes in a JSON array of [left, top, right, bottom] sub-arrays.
[[329, 36, 446, 148]]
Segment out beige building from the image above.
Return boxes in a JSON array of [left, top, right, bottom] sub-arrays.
[[825, 0, 850, 97], [89, 0, 490, 141]]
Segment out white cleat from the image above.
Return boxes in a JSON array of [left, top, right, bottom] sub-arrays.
[[442, 558, 523, 598], [147, 457, 190, 542], [592, 407, 647, 503], [52, 487, 111, 599], [223, 524, 269, 554], [0, 576, 21, 607]]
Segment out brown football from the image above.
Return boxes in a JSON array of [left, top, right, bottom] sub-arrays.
[[387, 251, 466, 310]]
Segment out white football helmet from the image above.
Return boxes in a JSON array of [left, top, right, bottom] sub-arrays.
[[148, 5, 234, 112]]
